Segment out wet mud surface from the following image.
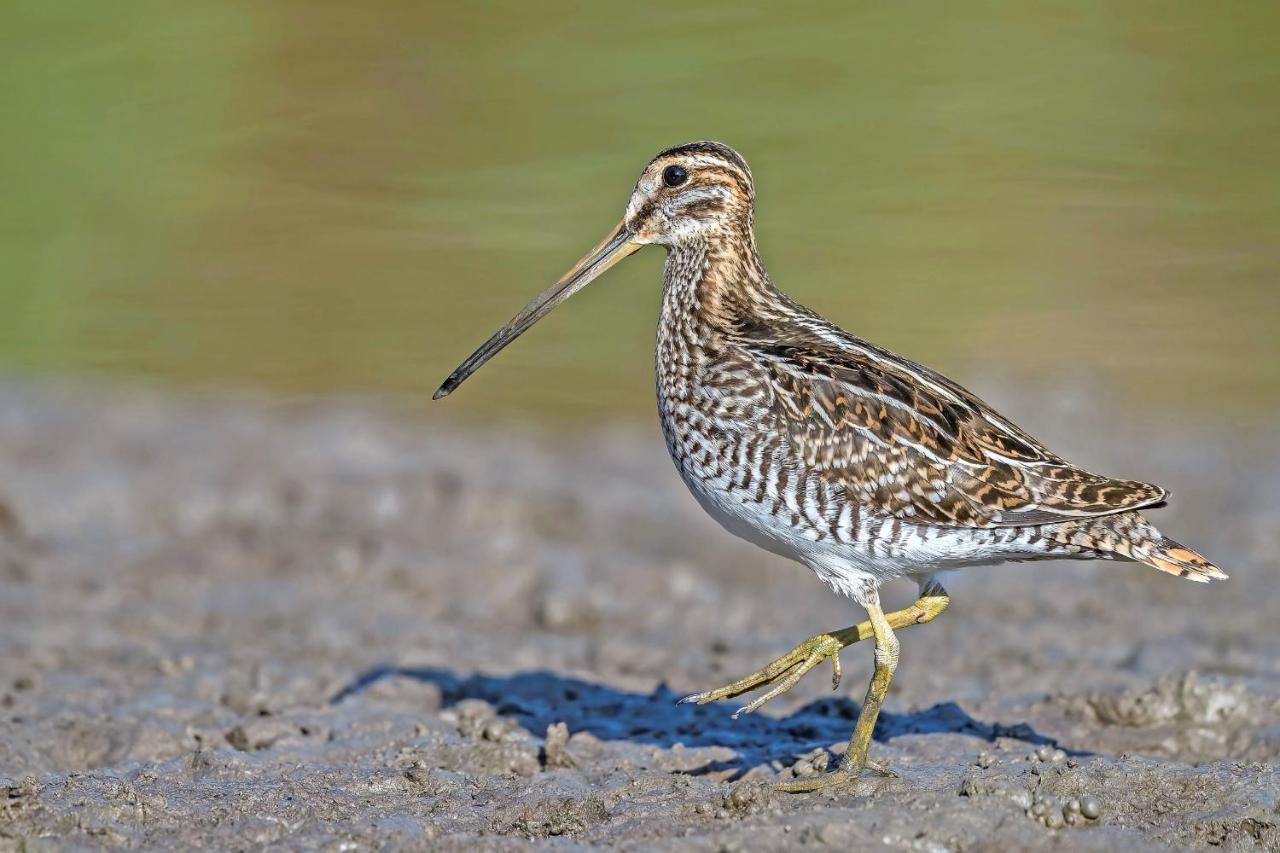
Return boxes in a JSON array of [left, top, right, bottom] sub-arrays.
[[0, 382, 1277, 850]]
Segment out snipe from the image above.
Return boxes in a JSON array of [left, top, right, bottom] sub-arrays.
[[434, 141, 1226, 792]]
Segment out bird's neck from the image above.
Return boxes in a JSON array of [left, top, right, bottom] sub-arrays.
[[661, 230, 782, 333]]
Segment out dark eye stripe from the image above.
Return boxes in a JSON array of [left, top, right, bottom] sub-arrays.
[[679, 198, 722, 218]]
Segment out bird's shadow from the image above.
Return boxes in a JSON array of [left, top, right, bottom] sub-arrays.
[[333, 666, 1080, 777]]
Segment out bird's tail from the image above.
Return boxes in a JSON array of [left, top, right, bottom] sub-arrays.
[[1137, 536, 1228, 583], [1054, 512, 1229, 583]]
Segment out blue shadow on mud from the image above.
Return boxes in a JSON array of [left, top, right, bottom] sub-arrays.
[[333, 666, 1079, 773]]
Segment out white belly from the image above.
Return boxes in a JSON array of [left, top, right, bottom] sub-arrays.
[[672, 449, 1060, 600]]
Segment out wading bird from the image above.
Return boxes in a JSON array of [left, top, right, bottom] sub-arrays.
[[434, 142, 1226, 791]]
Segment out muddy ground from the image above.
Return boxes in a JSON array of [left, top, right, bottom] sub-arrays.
[[0, 380, 1277, 851]]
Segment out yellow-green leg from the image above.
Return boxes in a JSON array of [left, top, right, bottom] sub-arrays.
[[776, 589, 899, 792], [678, 580, 949, 792], [679, 580, 948, 717]]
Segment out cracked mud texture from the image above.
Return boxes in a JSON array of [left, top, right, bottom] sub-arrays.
[[0, 381, 1277, 850]]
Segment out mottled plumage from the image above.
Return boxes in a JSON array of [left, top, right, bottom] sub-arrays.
[[435, 141, 1226, 790], [641, 142, 1222, 594]]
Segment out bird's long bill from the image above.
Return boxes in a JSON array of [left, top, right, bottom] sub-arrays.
[[433, 221, 641, 400]]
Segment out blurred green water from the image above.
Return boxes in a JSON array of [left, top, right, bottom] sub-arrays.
[[2, 2, 1277, 425]]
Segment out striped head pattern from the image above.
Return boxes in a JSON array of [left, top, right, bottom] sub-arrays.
[[625, 142, 755, 246]]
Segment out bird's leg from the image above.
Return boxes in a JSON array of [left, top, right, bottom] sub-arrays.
[[776, 588, 900, 793], [679, 580, 948, 718]]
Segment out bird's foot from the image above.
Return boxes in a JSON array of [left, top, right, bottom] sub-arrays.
[[774, 750, 893, 793], [678, 629, 858, 718], [775, 767, 853, 793]]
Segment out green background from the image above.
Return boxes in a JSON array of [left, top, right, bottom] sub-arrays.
[[3, 2, 1277, 424]]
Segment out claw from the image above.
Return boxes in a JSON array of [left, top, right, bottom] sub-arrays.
[[864, 758, 896, 777], [676, 624, 897, 725], [677, 633, 853, 718]]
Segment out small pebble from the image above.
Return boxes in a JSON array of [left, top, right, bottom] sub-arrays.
[[1044, 811, 1065, 829], [1009, 789, 1033, 810], [792, 760, 814, 778], [542, 722, 576, 769], [1035, 745, 1053, 762], [1050, 748, 1067, 763], [1064, 798, 1081, 814], [1080, 796, 1101, 820], [730, 778, 773, 811]]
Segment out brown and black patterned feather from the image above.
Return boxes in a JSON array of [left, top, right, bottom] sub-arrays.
[[733, 298, 1168, 529]]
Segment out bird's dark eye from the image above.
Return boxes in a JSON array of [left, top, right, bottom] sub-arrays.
[[662, 165, 688, 187]]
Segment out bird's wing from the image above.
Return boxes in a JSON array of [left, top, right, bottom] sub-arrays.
[[742, 332, 1167, 528]]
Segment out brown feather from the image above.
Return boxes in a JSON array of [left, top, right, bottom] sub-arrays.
[[734, 300, 1167, 528]]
